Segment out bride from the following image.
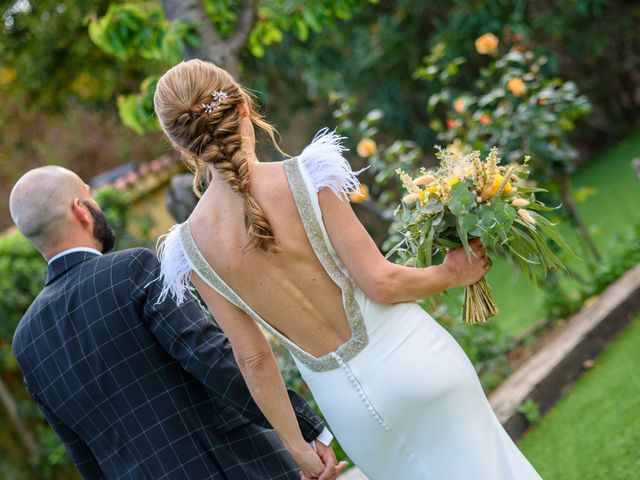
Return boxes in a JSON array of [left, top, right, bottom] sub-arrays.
[[153, 59, 542, 479]]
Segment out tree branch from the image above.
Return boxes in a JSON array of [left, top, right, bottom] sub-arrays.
[[160, 0, 255, 79], [228, 0, 258, 54], [0, 376, 37, 458]]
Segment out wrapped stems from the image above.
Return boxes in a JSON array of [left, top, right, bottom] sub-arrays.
[[463, 277, 498, 324]]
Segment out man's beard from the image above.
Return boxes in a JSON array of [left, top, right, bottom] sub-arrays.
[[83, 201, 116, 253]]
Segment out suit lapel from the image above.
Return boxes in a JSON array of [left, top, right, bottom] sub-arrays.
[[45, 251, 101, 285]]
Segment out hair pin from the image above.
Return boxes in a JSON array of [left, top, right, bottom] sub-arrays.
[[202, 90, 229, 113]]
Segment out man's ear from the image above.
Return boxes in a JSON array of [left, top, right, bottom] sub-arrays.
[[71, 199, 91, 226]]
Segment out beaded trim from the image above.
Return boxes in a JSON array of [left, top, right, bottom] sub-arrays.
[[283, 157, 369, 365]]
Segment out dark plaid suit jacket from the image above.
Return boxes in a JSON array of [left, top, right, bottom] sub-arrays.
[[12, 248, 324, 479]]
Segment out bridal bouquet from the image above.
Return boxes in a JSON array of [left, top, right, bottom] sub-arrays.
[[389, 145, 574, 324]]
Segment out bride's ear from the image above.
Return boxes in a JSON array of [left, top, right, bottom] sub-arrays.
[[237, 102, 250, 118]]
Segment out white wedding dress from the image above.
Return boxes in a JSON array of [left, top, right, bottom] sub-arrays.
[[157, 130, 542, 479]]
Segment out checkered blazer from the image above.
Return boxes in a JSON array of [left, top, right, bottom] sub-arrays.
[[12, 248, 324, 479]]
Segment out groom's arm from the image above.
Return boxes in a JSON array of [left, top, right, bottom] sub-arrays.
[[25, 383, 105, 479], [128, 248, 325, 442]]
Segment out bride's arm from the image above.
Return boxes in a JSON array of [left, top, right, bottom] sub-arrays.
[[190, 273, 326, 477], [318, 189, 490, 304]]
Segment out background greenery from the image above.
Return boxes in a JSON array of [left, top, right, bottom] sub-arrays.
[[1, 0, 640, 477], [519, 316, 640, 479]]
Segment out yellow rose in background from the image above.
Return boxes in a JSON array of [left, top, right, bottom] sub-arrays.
[[349, 184, 370, 203], [357, 138, 377, 158], [474, 33, 499, 55], [507, 78, 527, 96]]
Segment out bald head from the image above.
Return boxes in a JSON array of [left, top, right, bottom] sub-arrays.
[[9, 166, 88, 250]]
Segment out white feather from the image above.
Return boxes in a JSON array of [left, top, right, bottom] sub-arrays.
[[299, 128, 368, 200], [155, 223, 196, 306]]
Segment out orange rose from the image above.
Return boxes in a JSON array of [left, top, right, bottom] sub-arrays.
[[349, 184, 370, 203], [538, 97, 549, 106], [507, 78, 526, 97], [479, 114, 491, 125], [446, 118, 459, 129], [356, 138, 377, 158], [474, 33, 499, 55], [454, 99, 465, 113]]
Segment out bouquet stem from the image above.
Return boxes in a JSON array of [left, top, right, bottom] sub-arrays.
[[463, 277, 498, 323]]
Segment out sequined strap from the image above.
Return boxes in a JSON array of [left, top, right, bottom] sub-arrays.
[[283, 157, 369, 364], [177, 222, 339, 371]]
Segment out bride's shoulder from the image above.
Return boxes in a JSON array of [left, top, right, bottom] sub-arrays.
[[297, 128, 367, 199]]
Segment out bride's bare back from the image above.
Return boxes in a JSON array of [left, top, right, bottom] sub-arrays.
[[189, 160, 352, 357]]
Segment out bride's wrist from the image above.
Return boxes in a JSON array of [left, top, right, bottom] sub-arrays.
[[282, 436, 311, 456], [433, 264, 455, 291]]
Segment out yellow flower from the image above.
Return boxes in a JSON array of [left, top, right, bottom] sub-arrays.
[[447, 176, 460, 187], [483, 174, 513, 199], [402, 192, 420, 204], [474, 33, 499, 55], [518, 209, 536, 224], [426, 185, 438, 194], [349, 184, 370, 203], [419, 190, 427, 203], [511, 198, 530, 208], [507, 78, 526, 97], [0, 66, 17, 85], [357, 138, 377, 158], [414, 173, 436, 186]]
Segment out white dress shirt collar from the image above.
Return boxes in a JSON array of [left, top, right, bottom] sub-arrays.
[[48, 247, 103, 265]]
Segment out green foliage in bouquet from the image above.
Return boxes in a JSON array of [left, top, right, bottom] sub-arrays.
[[389, 146, 576, 323]]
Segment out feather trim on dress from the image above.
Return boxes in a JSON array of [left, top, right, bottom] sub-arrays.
[[299, 128, 368, 199], [156, 223, 196, 306]]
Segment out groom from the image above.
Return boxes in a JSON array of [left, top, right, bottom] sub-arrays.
[[9, 166, 343, 480]]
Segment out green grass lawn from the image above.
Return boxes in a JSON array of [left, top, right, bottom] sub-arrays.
[[485, 131, 640, 337], [518, 316, 640, 479]]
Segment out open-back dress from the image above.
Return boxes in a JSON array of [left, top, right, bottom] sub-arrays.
[[156, 130, 542, 479]]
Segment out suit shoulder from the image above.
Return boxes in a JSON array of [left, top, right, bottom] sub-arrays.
[[98, 248, 157, 268], [125, 247, 159, 268]]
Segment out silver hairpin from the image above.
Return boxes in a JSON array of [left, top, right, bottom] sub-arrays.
[[202, 90, 229, 114]]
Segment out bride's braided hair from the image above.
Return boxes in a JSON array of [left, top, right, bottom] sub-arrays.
[[154, 59, 282, 253]]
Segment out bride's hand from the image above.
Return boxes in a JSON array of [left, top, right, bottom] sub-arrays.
[[440, 238, 491, 288], [289, 442, 326, 479]]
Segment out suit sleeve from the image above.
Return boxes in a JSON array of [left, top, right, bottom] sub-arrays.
[[25, 382, 105, 479], [128, 249, 324, 442]]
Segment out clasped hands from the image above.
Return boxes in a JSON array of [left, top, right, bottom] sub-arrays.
[[298, 439, 349, 480]]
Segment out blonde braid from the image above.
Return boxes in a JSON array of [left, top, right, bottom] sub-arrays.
[[154, 59, 281, 253]]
